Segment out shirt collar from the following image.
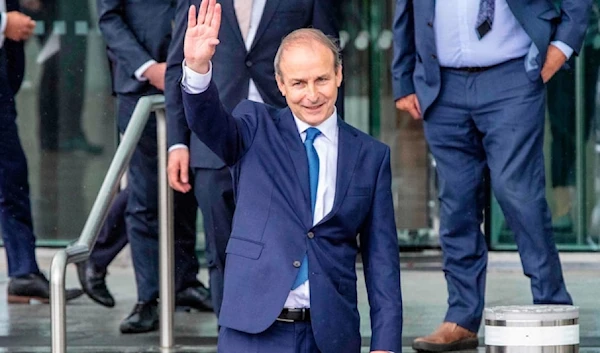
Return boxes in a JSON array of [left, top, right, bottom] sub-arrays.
[[293, 108, 338, 142]]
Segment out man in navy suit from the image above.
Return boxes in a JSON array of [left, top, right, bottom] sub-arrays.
[[180, 1, 402, 352], [165, 0, 339, 316], [392, 0, 591, 351], [95, 0, 212, 333], [0, 0, 83, 303]]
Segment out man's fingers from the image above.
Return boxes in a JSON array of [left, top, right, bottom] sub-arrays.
[[188, 5, 197, 29], [198, 0, 208, 25], [210, 3, 221, 31], [180, 160, 189, 184], [414, 96, 422, 116], [204, 0, 216, 28]]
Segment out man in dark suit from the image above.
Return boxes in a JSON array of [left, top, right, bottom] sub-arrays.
[[0, 0, 83, 303], [95, 0, 212, 333], [165, 0, 340, 316], [392, 0, 591, 351], [180, 2, 403, 352]]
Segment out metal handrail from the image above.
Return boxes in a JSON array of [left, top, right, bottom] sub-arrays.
[[50, 95, 175, 352]]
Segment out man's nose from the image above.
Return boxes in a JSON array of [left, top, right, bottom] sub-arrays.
[[306, 84, 318, 101]]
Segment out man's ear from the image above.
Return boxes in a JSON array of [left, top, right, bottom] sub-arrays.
[[335, 65, 343, 88], [276, 74, 286, 96]]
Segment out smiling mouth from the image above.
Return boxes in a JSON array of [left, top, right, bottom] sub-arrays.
[[304, 103, 325, 111]]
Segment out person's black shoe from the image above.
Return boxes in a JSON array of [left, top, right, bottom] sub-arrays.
[[76, 260, 115, 308], [7, 272, 84, 304], [119, 301, 159, 334], [59, 136, 104, 155], [175, 283, 214, 312]]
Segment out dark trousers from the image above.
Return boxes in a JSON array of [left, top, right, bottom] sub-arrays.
[[0, 51, 40, 277], [88, 187, 129, 270], [218, 321, 320, 353], [194, 166, 234, 316], [546, 45, 600, 187], [116, 94, 199, 301], [424, 58, 572, 332]]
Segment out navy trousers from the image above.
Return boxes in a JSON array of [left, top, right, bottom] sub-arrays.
[[424, 58, 573, 332], [218, 322, 320, 353], [0, 51, 39, 278], [193, 166, 233, 316], [88, 187, 129, 270], [116, 94, 199, 301]]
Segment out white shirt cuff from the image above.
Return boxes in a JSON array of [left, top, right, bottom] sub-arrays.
[[0, 12, 7, 49], [181, 60, 212, 94], [134, 59, 157, 82], [168, 144, 189, 153], [550, 41, 574, 60]]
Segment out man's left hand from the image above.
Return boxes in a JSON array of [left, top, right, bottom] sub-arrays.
[[541, 44, 567, 83]]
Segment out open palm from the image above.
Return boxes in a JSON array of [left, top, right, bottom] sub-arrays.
[[184, 0, 222, 74]]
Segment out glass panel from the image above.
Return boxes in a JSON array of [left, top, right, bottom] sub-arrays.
[[490, 5, 600, 251], [339, 0, 438, 247], [11, 0, 116, 243]]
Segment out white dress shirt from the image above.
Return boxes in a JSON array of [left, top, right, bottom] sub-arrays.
[[181, 63, 339, 309], [0, 0, 7, 49], [435, 0, 572, 68]]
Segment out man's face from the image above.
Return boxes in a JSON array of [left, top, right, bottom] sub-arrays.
[[276, 41, 342, 126]]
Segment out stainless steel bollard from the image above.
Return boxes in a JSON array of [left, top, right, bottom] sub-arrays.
[[485, 305, 579, 353]]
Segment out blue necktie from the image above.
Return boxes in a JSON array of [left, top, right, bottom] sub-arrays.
[[291, 127, 321, 290], [476, 0, 495, 39]]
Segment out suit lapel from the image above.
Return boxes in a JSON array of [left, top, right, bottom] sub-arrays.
[[317, 119, 361, 225], [278, 109, 312, 227], [250, 0, 281, 51], [220, 0, 246, 49]]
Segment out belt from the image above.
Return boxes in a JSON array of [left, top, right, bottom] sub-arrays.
[[441, 65, 498, 73], [441, 57, 524, 73], [276, 308, 311, 322]]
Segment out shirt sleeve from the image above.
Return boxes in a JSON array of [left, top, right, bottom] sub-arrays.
[[0, 12, 7, 49], [181, 60, 212, 94], [168, 143, 189, 153], [550, 40, 574, 60], [134, 59, 157, 81]]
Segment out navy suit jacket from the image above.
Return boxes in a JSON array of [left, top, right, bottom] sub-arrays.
[[3, 0, 25, 95], [392, 0, 592, 118], [182, 83, 403, 353], [165, 0, 339, 169], [97, 0, 175, 96]]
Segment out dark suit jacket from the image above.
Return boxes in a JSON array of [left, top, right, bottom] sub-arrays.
[[392, 0, 592, 118], [165, 0, 339, 169], [4, 0, 25, 95], [97, 0, 175, 96], [182, 82, 403, 353]]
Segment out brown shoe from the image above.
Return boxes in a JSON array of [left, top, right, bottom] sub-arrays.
[[412, 322, 478, 352]]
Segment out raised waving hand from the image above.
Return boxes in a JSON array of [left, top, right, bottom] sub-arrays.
[[184, 0, 222, 74]]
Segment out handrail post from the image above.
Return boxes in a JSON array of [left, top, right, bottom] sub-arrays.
[[156, 107, 175, 348], [50, 250, 67, 353]]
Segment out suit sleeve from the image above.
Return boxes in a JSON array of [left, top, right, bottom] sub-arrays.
[[182, 82, 259, 166], [97, 0, 155, 79], [391, 0, 416, 100], [554, 0, 593, 54], [358, 147, 403, 353], [165, 0, 193, 148]]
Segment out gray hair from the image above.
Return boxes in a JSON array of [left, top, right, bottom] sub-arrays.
[[274, 28, 342, 78]]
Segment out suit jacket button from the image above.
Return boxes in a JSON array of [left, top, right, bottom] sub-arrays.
[[431, 54, 437, 60], [427, 21, 433, 27], [307, 231, 314, 239], [293, 261, 301, 268], [245, 60, 253, 67]]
